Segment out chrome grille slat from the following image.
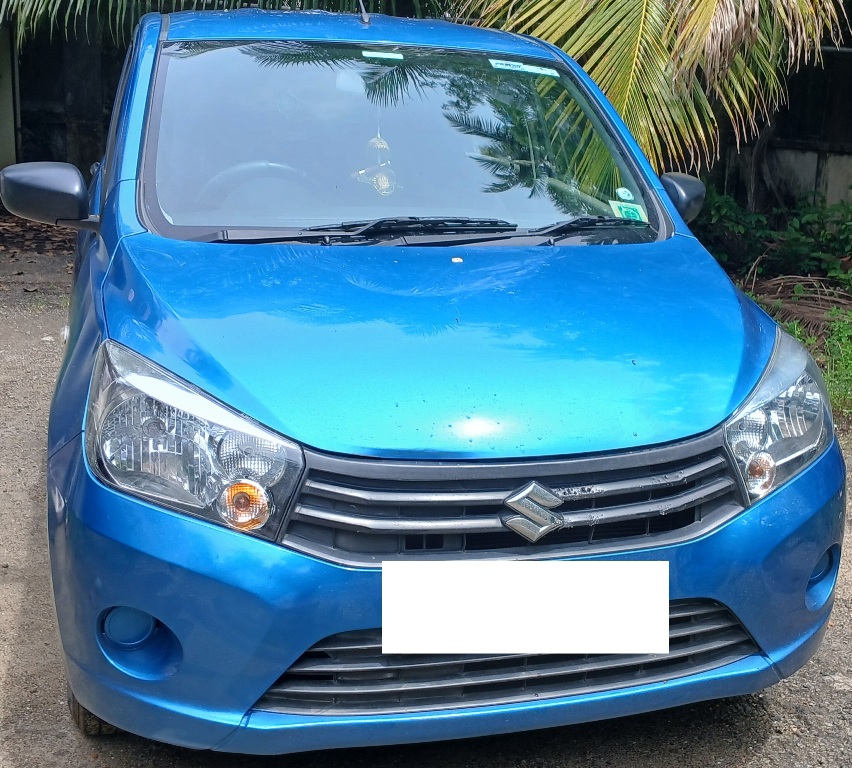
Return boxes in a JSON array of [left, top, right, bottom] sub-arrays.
[[547, 455, 727, 501], [559, 478, 734, 528], [303, 454, 727, 507], [254, 600, 759, 715], [280, 430, 745, 565], [292, 478, 734, 537], [303, 480, 507, 506], [292, 505, 505, 534]]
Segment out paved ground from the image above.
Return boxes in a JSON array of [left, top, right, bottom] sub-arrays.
[[0, 220, 850, 768]]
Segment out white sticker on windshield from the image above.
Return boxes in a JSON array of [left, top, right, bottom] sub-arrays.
[[362, 51, 404, 60], [489, 59, 559, 77], [609, 200, 649, 222]]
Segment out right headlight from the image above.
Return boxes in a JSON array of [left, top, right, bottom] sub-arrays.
[[85, 341, 304, 539], [725, 328, 832, 501]]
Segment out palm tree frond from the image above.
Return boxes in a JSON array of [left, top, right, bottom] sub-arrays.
[[456, 0, 847, 173], [2, 0, 445, 45], [668, 0, 760, 86]]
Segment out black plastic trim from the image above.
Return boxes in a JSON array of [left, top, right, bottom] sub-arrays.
[[300, 429, 727, 483], [254, 599, 760, 715], [280, 428, 746, 567]]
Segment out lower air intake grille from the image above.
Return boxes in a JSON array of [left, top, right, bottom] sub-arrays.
[[254, 599, 758, 715]]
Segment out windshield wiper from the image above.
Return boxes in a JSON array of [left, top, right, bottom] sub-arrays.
[[303, 216, 518, 237], [530, 216, 649, 236], [196, 217, 519, 244], [196, 215, 642, 245]]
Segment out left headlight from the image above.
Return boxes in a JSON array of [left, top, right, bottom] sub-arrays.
[[85, 341, 304, 538], [724, 328, 832, 501]]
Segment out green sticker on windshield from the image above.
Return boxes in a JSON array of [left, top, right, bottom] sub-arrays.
[[609, 201, 648, 222], [488, 59, 559, 77]]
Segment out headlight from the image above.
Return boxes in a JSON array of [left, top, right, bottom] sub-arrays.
[[725, 329, 832, 501], [85, 341, 304, 538]]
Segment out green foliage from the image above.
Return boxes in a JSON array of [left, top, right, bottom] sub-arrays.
[[823, 309, 852, 419], [456, 0, 844, 174], [781, 318, 816, 347], [691, 186, 852, 287], [784, 311, 852, 419], [1, 0, 448, 43], [696, 186, 852, 419], [690, 186, 769, 272]]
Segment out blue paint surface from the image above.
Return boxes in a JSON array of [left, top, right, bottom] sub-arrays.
[[103, 232, 774, 458]]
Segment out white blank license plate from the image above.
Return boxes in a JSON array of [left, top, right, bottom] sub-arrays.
[[382, 560, 669, 655]]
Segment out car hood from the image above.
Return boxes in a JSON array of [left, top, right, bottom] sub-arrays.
[[103, 233, 775, 459]]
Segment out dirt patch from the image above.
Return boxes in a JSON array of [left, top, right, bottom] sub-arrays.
[[0, 209, 75, 295]]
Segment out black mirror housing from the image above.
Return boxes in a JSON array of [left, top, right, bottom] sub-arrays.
[[0, 162, 97, 230], [660, 172, 705, 223]]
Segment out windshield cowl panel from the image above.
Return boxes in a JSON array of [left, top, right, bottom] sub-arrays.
[[141, 40, 665, 244]]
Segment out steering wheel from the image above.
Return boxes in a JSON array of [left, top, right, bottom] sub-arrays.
[[195, 161, 307, 206]]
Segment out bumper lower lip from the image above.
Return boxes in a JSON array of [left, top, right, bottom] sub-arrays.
[[48, 436, 846, 754]]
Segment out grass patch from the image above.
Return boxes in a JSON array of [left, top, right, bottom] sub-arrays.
[[692, 186, 852, 288], [776, 309, 852, 423], [692, 186, 852, 423]]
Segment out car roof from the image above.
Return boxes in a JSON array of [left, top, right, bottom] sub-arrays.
[[161, 9, 559, 61]]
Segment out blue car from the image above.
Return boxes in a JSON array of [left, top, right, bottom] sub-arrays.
[[0, 9, 845, 755]]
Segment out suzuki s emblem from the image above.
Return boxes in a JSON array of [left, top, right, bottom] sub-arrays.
[[502, 481, 564, 542]]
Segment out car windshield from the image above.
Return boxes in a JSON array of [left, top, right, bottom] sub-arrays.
[[142, 40, 659, 241]]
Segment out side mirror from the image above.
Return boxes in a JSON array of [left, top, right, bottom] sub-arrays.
[[0, 161, 99, 231], [660, 172, 705, 224]]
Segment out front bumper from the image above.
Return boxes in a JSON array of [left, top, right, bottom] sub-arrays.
[[47, 436, 846, 754]]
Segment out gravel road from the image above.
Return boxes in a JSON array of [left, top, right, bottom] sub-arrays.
[[0, 236, 850, 768]]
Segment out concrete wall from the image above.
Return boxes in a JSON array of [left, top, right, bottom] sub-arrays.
[[713, 45, 852, 209], [766, 148, 852, 205], [766, 46, 852, 206]]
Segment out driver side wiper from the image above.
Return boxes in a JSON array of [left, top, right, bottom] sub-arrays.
[[196, 217, 519, 244]]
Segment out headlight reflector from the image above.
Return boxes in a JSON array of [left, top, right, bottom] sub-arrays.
[[725, 330, 832, 501], [98, 396, 217, 509], [86, 342, 304, 538], [216, 431, 288, 486]]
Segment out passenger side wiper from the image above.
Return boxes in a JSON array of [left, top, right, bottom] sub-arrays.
[[529, 216, 649, 236]]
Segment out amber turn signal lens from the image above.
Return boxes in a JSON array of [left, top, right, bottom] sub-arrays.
[[745, 451, 776, 498], [216, 480, 271, 530]]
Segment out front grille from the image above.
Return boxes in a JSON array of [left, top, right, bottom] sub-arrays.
[[279, 430, 744, 566], [254, 599, 759, 715]]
